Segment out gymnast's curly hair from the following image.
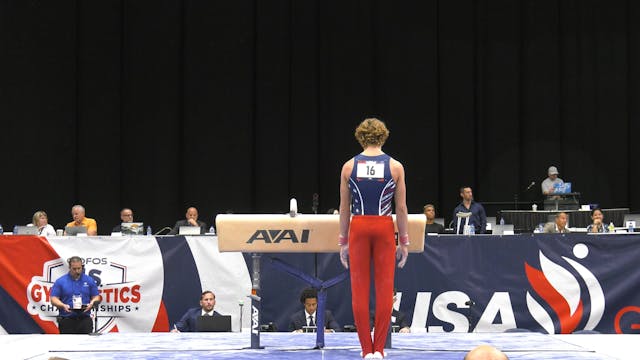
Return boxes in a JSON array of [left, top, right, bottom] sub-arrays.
[[354, 118, 389, 148]]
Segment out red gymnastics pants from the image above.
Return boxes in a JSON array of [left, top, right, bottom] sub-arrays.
[[348, 215, 396, 356]]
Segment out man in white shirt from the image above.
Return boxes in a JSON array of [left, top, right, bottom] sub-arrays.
[[289, 287, 340, 333]]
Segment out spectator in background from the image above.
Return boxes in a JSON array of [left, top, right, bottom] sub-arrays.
[[586, 208, 609, 233], [423, 204, 445, 234], [543, 212, 571, 233], [111, 208, 134, 233], [168, 207, 207, 235], [31, 210, 56, 237], [541, 166, 564, 196], [65, 205, 98, 236], [452, 187, 487, 234], [289, 287, 341, 333]]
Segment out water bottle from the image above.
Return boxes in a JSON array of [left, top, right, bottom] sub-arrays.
[[13, 225, 18, 235], [469, 225, 475, 235], [608, 222, 615, 233], [628, 222, 635, 233], [499, 218, 505, 226], [0, 224, 3, 234], [209, 225, 216, 235], [146, 226, 152, 235]]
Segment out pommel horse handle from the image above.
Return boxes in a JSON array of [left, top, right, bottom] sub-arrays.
[[216, 214, 426, 253]]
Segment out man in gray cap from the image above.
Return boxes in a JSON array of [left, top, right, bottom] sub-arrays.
[[541, 166, 564, 195]]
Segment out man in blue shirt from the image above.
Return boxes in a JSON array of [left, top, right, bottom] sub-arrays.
[[50, 256, 100, 334], [452, 186, 487, 234]]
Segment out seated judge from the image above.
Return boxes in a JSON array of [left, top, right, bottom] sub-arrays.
[[370, 289, 410, 333], [30, 210, 57, 237], [289, 287, 341, 333], [65, 205, 98, 236], [423, 204, 445, 234], [543, 212, 571, 234], [111, 208, 134, 233], [171, 290, 223, 332], [586, 208, 609, 233], [168, 207, 207, 235]]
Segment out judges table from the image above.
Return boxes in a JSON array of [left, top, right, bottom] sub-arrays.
[[499, 207, 629, 232]]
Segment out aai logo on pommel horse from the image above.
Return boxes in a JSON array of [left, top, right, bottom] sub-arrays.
[[246, 229, 310, 243]]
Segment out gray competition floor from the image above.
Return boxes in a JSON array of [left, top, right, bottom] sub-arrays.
[[1, 332, 635, 360]]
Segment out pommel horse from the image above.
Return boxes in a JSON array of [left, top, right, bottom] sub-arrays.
[[216, 213, 426, 349]]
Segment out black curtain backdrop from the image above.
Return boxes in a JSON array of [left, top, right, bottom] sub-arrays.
[[0, 0, 638, 233]]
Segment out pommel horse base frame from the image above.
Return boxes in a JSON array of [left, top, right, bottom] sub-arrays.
[[216, 213, 426, 349]]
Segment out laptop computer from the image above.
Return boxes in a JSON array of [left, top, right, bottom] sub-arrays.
[[492, 224, 514, 235], [121, 222, 144, 235], [554, 182, 572, 194], [15, 226, 39, 235], [65, 226, 88, 236], [179, 226, 202, 235], [196, 315, 232, 332]]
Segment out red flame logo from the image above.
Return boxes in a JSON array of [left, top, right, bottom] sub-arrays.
[[525, 262, 583, 333]]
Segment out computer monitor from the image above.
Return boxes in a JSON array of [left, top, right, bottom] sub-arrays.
[[14, 226, 39, 235], [486, 216, 496, 231], [65, 226, 87, 236], [492, 224, 514, 235], [121, 222, 144, 235], [196, 315, 232, 332], [623, 214, 640, 231], [179, 226, 201, 235]]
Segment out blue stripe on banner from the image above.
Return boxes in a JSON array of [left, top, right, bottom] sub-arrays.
[[0, 285, 44, 334], [155, 236, 203, 328]]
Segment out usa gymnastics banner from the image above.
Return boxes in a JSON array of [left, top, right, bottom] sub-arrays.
[[0, 235, 251, 334], [394, 233, 640, 334], [1, 234, 639, 334], [250, 234, 640, 335]]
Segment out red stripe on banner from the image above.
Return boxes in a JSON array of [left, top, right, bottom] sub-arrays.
[[152, 300, 170, 332], [0, 235, 62, 333], [525, 262, 583, 334]]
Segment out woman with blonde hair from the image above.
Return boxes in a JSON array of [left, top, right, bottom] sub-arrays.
[[32, 210, 56, 236], [338, 118, 409, 359]]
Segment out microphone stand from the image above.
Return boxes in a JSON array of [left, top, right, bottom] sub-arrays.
[[239, 301, 244, 332], [90, 302, 101, 336], [153, 227, 173, 235], [464, 300, 476, 332], [515, 183, 536, 211]]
